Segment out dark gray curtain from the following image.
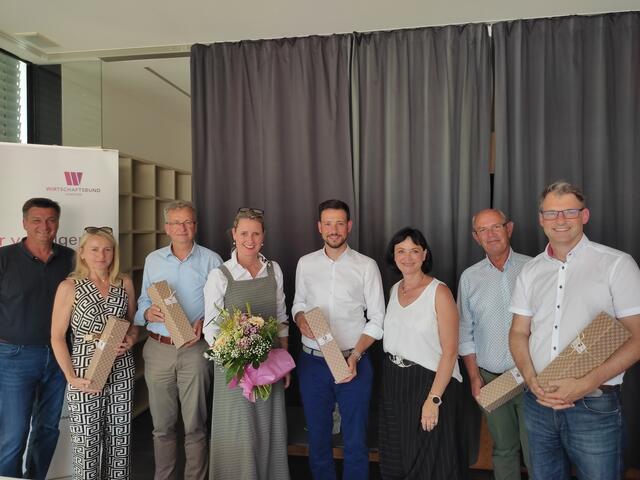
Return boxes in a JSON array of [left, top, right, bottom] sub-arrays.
[[352, 25, 492, 291], [493, 12, 640, 472], [352, 25, 492, 466], [493, 12, 640, 259], [191, 35, 354, 297]]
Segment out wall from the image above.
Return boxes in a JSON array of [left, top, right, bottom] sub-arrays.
[[101, 60, 191, 172]]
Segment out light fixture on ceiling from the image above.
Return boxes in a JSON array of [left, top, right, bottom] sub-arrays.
[[13, 32, 60, 49]]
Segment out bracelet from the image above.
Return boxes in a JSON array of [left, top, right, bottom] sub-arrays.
[[349, 349, 363, 362]]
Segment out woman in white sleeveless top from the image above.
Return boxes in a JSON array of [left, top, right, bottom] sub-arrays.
[[379, 227, 466, 480]]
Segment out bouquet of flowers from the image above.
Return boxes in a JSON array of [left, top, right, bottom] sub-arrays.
[[204, 304, 295, 402]]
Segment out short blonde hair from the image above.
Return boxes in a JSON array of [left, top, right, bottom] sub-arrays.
[[70, 230, 122, 284]]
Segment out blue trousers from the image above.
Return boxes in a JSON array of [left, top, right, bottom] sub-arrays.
[[298, 351, 373, 480], [524, 389, 623, 480], [0, 344, 66, 480]]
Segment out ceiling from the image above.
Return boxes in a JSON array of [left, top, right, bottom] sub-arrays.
[[1, 0, 638, 121]]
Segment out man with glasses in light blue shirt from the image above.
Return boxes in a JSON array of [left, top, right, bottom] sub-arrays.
[[135, 200, 222, 480], [458, 208, 531, 479]]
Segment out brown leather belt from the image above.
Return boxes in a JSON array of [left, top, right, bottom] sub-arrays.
[[148, 332, 174, 345]]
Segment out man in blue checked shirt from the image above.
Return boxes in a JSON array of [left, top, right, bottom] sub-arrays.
[[135, 200, 222, 480], [458, 208, 531, 480]]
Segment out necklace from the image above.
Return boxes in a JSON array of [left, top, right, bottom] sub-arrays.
[[400, 273, 425, 295]]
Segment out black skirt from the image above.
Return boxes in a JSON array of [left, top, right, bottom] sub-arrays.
[[379, 355, 468, 480]]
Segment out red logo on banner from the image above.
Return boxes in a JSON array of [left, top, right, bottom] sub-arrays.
[[64, 172, 83, 186]]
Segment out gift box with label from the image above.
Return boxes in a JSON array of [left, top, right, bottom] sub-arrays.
[[477, 367, 525, 413], [85, 316, 130, 390], [537, 311, 631, 387], [147, 280, 197, 348], [305, 308, 352, 383], [477, 311, 630, 413]]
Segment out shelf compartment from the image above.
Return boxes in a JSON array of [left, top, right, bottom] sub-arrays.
[[119, 233, 133, 273], [133, 197, 156, 232], [119, 157, 133, 194], [176, 173, 192, 201], [119, 195, 132, 232], [132, 160, 156, 196], [157, 168, 176, 200]]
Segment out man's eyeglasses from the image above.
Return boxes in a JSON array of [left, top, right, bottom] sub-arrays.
[[84, 226, 113, 234], [166, 220, 197, 227], [237, 207, 264, 217], [539, 208, 584, 220], [474, 222, 508, 235]]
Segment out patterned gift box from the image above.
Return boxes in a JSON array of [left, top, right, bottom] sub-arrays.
[[477, 311, 630, 413], [85, 316, 130, 390], [477, 367, 525, 413], [147, 280, 197, 348], [537, 311, 631, 388], [305, 308, 352, 383]]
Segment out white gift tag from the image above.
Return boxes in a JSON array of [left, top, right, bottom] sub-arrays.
[[317, 333, 333, 346], [510, 367, 524, 385], [96, 340, 106, 351], [164, 294, 178, 306], [571, 337, 587, 354]]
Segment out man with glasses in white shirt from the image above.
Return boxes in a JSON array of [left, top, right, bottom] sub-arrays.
[[135, 200, 222, 480], [458, 208, 531, 479], [292, 199, 385, 480], [509, 181, 640, 480]]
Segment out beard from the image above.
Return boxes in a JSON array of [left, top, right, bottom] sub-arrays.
[[324, 235, 347, 249]]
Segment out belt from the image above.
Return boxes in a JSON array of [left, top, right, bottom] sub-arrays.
[[599, 384, 620, 392], [302, 345, 353, 358], [148, 332, 174, 345], [387, 353, 417, 368]]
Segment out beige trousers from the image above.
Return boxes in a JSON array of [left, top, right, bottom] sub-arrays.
[[143, 337, 212, 480]]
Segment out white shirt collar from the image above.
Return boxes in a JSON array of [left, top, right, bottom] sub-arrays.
[[229, 249, 269, 275], [544, 234, 590, 263], [321, 244, 352, 263]]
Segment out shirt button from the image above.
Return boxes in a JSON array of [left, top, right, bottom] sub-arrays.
[[557, 305, 560, 309], [553, 346, 557, 350], [559, 285, 563, 289], [554, 325, 558, 329], [561, 266, 565, 270]]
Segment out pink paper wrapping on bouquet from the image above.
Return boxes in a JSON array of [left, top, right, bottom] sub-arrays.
[[228, 348, 296, 402]]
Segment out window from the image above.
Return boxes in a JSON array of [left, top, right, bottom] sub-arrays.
[[0, 51, 27, 143]]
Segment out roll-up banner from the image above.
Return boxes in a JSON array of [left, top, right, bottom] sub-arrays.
[[0, 142, 119, 479]]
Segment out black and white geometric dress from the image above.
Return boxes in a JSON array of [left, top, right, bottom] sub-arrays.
[[66, 278, 135, 480]]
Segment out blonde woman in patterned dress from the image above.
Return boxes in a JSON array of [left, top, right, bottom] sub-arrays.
[[51, 227, 138, 479]]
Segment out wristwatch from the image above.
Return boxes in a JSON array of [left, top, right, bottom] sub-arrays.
[[428, 393, 442, 406]]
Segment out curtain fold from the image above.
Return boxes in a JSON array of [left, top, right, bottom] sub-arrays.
[[493, 12, 640, 258], [191, 35, 354, 303], [352, 25, 492, 291]]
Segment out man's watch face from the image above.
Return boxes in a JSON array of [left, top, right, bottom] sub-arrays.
[[431, 395, 442, 406]]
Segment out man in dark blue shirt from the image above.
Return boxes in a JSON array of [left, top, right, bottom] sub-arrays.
[[0, 198, 75, 480]]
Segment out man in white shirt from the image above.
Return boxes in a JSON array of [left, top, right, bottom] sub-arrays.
[[458, 208, 531, 479], [509, 181, 640, 480], [292, 199, 385, 480]]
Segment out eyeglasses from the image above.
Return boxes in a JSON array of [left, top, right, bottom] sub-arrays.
[[540, 208, 584, 220], [237, 207, 264, 217], [474, 222, 508, 235], [84, 226, 113, 234], [166, 220, 197, 227]]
